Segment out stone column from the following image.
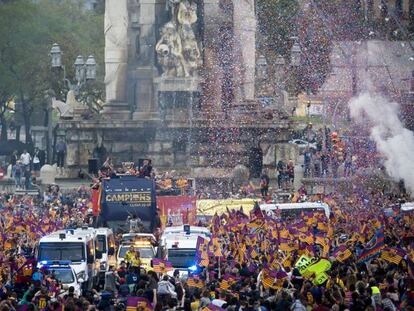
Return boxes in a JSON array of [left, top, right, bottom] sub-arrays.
[[132, 0, 159, 121], [102, 0, 130, 119], [202, 0, 226, 113], [233, 0, 256, 101]]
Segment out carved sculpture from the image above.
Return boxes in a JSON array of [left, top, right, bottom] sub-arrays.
[[52, 90, 84, 119], [156, 0, 201, 77]]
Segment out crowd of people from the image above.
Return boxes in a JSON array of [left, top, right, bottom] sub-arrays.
[[0, 177, 414, 310]]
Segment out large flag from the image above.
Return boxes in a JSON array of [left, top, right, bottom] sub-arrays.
[[333, 245, 352, 262], [298, 233, 313, 245], [91, 186, 102, 217], [152, 258, 173, 274], [187, 276, 205, 289], [195, 236, 210, 267], [126, 297, 153, 311], [201, 304, 225, 311], [209, 236, 222, 257], [357, 226, 385, 263], [381, 247, 405, 265], [261, 269, 288, 289], [250, 202, 264, 219]]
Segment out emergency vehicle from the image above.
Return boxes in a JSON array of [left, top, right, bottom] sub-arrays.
[[37, 228, 99, 290], [159, 225, 211, 277], [38, 260, 82, 296], [117, 233, 157, 270]]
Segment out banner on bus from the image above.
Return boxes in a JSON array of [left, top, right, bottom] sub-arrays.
[[196, 199, 256, 216], [157, 196, 197, 227]]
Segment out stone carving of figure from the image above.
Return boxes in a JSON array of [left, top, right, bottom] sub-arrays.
[[178, 1, 201, 76], [104, 0, 128, 103], [156, 0, 201, 78], [156, 22, 186, 77], [52, 90, 84, 119]]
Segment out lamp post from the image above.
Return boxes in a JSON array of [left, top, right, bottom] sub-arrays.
[[48, 43, 97, 164], [49, 43, 96, 94]]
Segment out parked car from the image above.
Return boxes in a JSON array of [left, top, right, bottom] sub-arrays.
[[288, 139, 317, 153]]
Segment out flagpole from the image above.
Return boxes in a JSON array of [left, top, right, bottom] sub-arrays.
[[218, 256, 221, 279]]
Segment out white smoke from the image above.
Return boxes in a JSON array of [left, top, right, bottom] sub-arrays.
[[349, 92, 414, 194]]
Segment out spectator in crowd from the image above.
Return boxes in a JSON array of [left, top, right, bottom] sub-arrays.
[[260, 170, 269, 198], [20, 149, 31, 171], [10, 150, 18, 177], [287, 160, 295, 187], [14, 160, 23, 189], [277, 160, 285, 189], [313, 151, 321, 178], [24, 166, 32, 190], [303, 148, 312, 178], [32, 147, 41, 178], [321, 152, 329, 177], [56, 139, 67, 174]]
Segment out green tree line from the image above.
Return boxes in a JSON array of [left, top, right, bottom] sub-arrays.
[[0, 0, 104, 143]]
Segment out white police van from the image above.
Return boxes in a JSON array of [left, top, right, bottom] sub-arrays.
[[37, 228, 98, 290], [159, 225, 211, 277], [38, 260, 81, 296]]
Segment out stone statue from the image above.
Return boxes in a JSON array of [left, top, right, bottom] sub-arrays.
[[52, 90, 83, 119], [156, 22, 186, 77], [178, 1, 201, 76], [156, 0, 201, 77], [104, 0, 128, 103]]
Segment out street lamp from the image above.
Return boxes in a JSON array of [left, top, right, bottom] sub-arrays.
[[47, 43, 97, 165], [50, 43, 62, 68], [49, 43, 96, 92], [85, 55, 97, 80], [74, 55, 85, 83]]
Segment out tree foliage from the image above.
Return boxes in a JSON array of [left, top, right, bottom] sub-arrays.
[[257, 0, 332, 96], [0, 0, 104, 142]]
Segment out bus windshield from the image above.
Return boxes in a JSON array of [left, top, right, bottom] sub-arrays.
[[39, 242, 85, 262], [167, 248, 196, 268]]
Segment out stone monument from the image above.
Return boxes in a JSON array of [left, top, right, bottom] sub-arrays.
[[58, 0, 292, 178], [101, 0, 130, 118]]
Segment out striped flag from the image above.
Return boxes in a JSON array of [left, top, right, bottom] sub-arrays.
[[187, 276, 205, 289], [219, 279, 230, 290], [249, 247, 259, 260], [152, 258, 173, 274], [220, 273, 238, 290], [358, 226, 385, 263], [126, 297, 153, 311], [279, 238, 298, 252], [298, 233, 313, 245], [381, 247, 404, 265], [195, 236, 210, 267], [201, 304, 225, 311], [407, 256, 414, 279], [333, 245, 352, 262], [209, 236, 222, 257], [261, 269, 288, 289]]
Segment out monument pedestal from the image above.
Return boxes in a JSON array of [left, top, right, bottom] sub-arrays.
[[100, 101, 131, 119]]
